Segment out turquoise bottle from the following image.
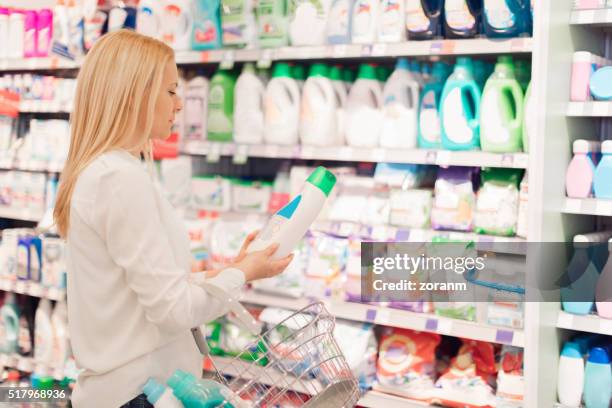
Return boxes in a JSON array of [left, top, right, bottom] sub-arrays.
[[417, 61, 451, 149]]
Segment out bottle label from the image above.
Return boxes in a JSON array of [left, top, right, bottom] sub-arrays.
[[257, 0, 286, 41], [481, 88, 511, 144], [353, 0, 374, 37], [327, 0, 350, 37], [18, 320, 31, 355], [207, 85, 232, 134], [419, 90, 441, 143], [24, 29, 36, 54], [445, 0, 476, 31], [222, 0, 247, 44], [406, 0, 430, 33], [442, 87, 474, 144], [379, 0, 403, 37], [485, 0, 515, 29]]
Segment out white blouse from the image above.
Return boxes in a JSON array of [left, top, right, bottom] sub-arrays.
[[66, 150, 245, 408]]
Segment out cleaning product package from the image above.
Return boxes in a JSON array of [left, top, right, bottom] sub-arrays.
[[333, 321, 378, 392], [474, 168, 522, 236], [207, 69, 236, 142], [221, 0, 257, 47], [405, 0, 444, 40], [256, 0, 289, 47], [326, 0, 355, 43], [483, 0, 532, 38], [378, 0, 406, 42], [231, 180, 272, 213], [184, 76, 209, 143], [264, 63, 301, 145], [191, 0, 222, 50], [444, 0, 482, 38], [303, 232, 348, 298], [389, 188, 433, 228], [430, 166, 478, 232], [300, 64, 339, 146], [234, 63, 265, 144], [418, 62, 452, 149], [191, 176, 232, 212], [251, 239, 308, 298], [289, 0, 333, 45], [345, 64, 384, 147], [351, 0, 379, 43]]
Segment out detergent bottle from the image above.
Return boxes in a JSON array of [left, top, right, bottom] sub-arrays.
[[160, 0, 195, 50], [137, 0, 162, 39], [300, 63, 339, 146], [167, 370, 248, 408], [345, 64, 384, 147], [248, 167, 336, 260], [583, 347, 612, 408], [221, 0, 257, 47], [330, 65, 348, 143], [289, 0, 333, 45], [440, 57, 481, 150], [256, 0, 289, 47], [207, 69, 236, 142], [352, 0, 379, 43], [515, 59, 531, 92], [594, 140, 612, 199], [480, 56, 524, 153], [418, 61, 451, 149], [405, 0, 444, 40], [378, 0, 406, 43], [483, 0, 532, 38], [234, 63, 265, 144], [557, 341, 584, 407], [191, 0, 222, 50], [184, 75, 209, 142], [292, 64, 307, 89], [596, 238, 612, 319], [444, 0, 482, 38], [326, 0, 354, 43], [264, 63, 301, 145], [0, 293, 19, 353], [380, 58, 420, 148], [143, 378, 183, 408], [522, 80, 533, 152]]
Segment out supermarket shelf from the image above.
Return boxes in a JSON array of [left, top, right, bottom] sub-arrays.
[[557, 310, 612, 336], [570, 8, 612, 26], [240, 290, 525, 347], [0, 354, 67, 380], [567, 101, 612, 117], [358, 391, 431, 408], [0, 278, 66, 301], [0, 207, 44, 222], [561, 197, 612, 216], [181, 141, 529, 169], [0, 57, 80, 72], [19, 100, 71, 113], [0, 159, 64, 173]]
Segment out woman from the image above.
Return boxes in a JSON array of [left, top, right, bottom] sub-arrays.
[[54, 30, 293, 408]]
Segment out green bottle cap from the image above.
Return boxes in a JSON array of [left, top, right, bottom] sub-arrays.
[[242, 62, 256, 74], [292, 64, 306, 80], [496, 55, 515, 71], [306, 167, 336, 197], [39, 377, 54, 390], [357, 64, 377, 80], [309, 63, 328, 78], [329, 65, 342, 81], [342, 67, 355, 83], [376, 66, 391, 82], [272, 63, 292, 78]]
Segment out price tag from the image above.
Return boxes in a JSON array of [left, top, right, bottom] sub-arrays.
[[599, 318, 612, 335], [257, 49, 273, 68], [338, 222, 355, 237], [360, 45, 372, 57], [512, 330, 525, 347], [564, 198, 582, 214], [375, 308, 391, 325], [595, 199, 612, 215], [365, 309, 377, 323], [332, 45, 348, 58], [593, 102, 609, 117], [371, 225, 388, 242], [372, 43, 387, 56], [220, 50, 235, 69], [425, 318, 438, 332], [495, 329, 514, 344], [15, 280, 27, 294], [0, 60, 8, 70], [199, 51, 210, 63], [557, 312, 574, 329], [50, 56, 59, 70], [437, 319, 453, 335], [501, 153, 515, 167], [425, 150, 437, 165], [371, 148, 386, 162], [233, 145, 249, 165], [206, 143, 222, 163], [409, 229, 426, 242], [514, 154, 529, 168], [436, 150, 451, 166], [264, 144, 280, 158], [27, 58, 38, 69], [300, 146, 315, 158]]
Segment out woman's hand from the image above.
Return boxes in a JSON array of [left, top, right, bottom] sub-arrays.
[[232, 243, 294, 282], [234, 230, 259, 263]]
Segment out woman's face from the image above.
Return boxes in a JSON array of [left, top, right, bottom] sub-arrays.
[[149, 60, 183, 140]]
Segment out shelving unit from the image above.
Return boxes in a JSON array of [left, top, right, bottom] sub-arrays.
[[570, 9, 612, 26], [0, 207, 44, 222], [557, 311, 612, 336], [0, 57, 80, 72], [567, 101, 612, 117], [0, 353, 68, 380], [240, 290, 525, 347], [0, 278, 65, 301], [562, 197, 612, 216], [18, 100, 71, 113]]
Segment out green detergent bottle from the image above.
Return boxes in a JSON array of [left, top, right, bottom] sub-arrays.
[[207, 69, 236, 142], [480, 56, 524, 153], [255, 0, 288, 47]]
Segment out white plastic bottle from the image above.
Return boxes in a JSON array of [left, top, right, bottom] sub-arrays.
[[289, 0, 333, 45], [345, 64, 383, 147], [380, 58, 420, 148], [0, 9, 9, 59], [557, 341, 584, 407], [8, 11, 25, 59], [330, 66, 348, 144], [34, 299, 53, 365], [184, 76, 209, 142], [143, 378, 183, 408], [300, 63, 338, 146], [377, 0, 405, 43], [51, 300, 69, 369], [137, 0, 161, 38], [248, 167, 336, 260], [352, 0, 378, 43], [160, 0, 193, 50], [234, 63, 265, 145], [264, 63, 301, 145]]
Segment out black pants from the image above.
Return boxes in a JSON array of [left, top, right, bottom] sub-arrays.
[[120, 394, 154, 408]]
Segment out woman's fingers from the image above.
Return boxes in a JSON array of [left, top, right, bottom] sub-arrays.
[[268, 254, 294, 277]]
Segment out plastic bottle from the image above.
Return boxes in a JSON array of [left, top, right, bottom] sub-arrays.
[[480, 56, 524, 153], [418, 61, 451, 149], [330, 65, 348, 143], [24, 11, 38, 58], [444, 0, 482, 38], [51, 300, 69, 369], [159, 0, 194, 50], [36, 9, 54, 57], [222, 0, 257, 47], [516, 171, 528, 238], [137, 0, 161, 39], [8, 11, 25, 59], [583, 347, 612, 408], [144, 378, 183, 408], [561, 235, 602, 316], [345, 64, 384, 148], [566, 140, 599, 198], [380, 58, 420, 148], [0, 8, 9, 60], [289, 0, 332, 45], [234, 63, 265, 144], [0, 294, 19, 354], [557, 341, 584, 407], [17, 298, 32, 358], [184, 76, 209, 142], [300, 63, 339, 146], [292, 64, 306, 89], [515, 59, 531, 92], [483, 0, 532, 38], [264, 63, 301, 145], [440, 57, 481, 150], [207, 69, 236, 142], [595, 238, 612, 318], [248, 167, 336, 260], [191, 0, 222, 50], [326, 0, 354, 43], [378, 0, 406, 42], [256, 0, 288, 47], [167, 369, 249, 408], [594, 140, 612, 199], [352, 0, 378, 43], [34, 299, 54, 365], [66, 0, 85, 58], [522, 81, 533, 152], [405, 0, 444, 40]]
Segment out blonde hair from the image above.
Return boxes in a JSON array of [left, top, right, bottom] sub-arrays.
[[54, 29, 174, 237]]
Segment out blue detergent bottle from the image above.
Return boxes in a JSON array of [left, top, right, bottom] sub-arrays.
[[562, 236, 601, 315], [405, 0, 444, 40], [444, 0, 482, 39], [583, 347, 612, 408], [418, 61, 451, 149], [594, 140, 612, 199], [167, 370, 239, 408], [440, 57, 482, 150], [483, 0, 532, 38]]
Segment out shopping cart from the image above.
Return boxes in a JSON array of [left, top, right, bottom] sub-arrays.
[[192, 283, 361, 408]]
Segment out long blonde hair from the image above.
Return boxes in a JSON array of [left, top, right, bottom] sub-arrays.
[[54, 29, 174, 237]]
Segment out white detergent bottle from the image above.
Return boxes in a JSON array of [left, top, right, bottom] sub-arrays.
[[137, 0, 161, 38], [264, 63, 301, 145], [34, 299, 53, 365], [248, 167, 336, 260], [330, 65, 348, 144], [160, 0, 193, 50], [184, 76, 209, 142], [289, 0, 333, 45], [377, 0, 406, 42], [50, 300, 69, 369], [345, 64, 384, 147], [300, 63, 339, 146], [380, 58, 420, 148], [234, 63, 265, 144], [143, 378, 183, 408], [352, 0, 379, 43]]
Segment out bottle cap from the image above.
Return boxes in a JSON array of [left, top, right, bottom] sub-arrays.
[[342, 67, 355, 83], [357, 64, 377, 80], [573, 139, 600, 154], [561, 342, 582, 359], [308, 63, 328, 78], [329, 65, 342, 81], [602, 140, 612, 154], [588, 346, 610, 364], [143, 378, 164, 404], [242, 62, 256, 74], [39, 377, 54, 390], [395, 58, 410, 71], [306, 167, 336, 197], [589, 66, 612, 101], [272, 63, 292, 79], [166, 369, 190, 389], [292, 64, 306, 81], [7, 371, 19, 382]]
